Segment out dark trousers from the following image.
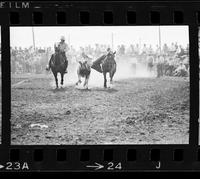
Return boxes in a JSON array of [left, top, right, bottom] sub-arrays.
[[157, 63, 163, 77]]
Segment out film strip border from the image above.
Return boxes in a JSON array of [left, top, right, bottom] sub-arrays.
[[0, 1, 199, 171], [1, 1, 200, 25], [0, 146, 200, 171]]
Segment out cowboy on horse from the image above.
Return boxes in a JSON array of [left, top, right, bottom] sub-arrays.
[[91, 47, 116, 88], [91, 47, 115, 73], [46, 36, 68, 73]]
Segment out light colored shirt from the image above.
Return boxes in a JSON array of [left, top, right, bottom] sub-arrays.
[[58, 42, 68, 52]]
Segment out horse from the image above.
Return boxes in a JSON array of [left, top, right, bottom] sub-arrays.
[[48, 48, 68, 89], [91, 52, 116, 88], [76, 60, 91, 89], [101, 52, 117, 88]]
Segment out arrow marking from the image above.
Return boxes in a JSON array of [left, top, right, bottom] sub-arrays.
[[0, 164, 4, 169], [86, 162, 104, 170]]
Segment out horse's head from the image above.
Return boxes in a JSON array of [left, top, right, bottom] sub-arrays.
[[106, 51, 116, 61], [54, 43, 60, 54]]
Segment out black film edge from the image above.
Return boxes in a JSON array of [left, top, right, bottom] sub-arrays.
[[0, 1, 199, 172]]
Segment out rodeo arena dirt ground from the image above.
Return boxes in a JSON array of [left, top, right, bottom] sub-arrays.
[[10, 57, 190, 145]]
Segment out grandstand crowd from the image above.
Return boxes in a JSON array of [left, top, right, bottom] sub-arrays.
[[10, 42, 189, 77]]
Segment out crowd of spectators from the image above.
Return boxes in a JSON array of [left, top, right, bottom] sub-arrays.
[[10, 42, 189, 76]]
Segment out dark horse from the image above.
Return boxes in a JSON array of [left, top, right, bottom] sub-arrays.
[[92, 52, 116, 88], [48, 48, 68, 88]]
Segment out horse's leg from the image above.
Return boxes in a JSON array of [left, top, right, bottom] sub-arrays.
[[60, 72, 64, 86], [76, 67, 82, 86], [84, 74, 90, 89], [53, 72, 58, 88], [103, 72, 107, 88], [109, 72, 113, 84], [83, 77, 87, 89], [110, 69, 115, 84], [110, 65, 116, 84], [76, 74, 82, 85]]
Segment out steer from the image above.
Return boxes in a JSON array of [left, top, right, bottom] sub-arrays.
[[76, 60, 91, 89]]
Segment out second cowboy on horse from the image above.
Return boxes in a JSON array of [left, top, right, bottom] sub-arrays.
[[91, 47, 115, 73]]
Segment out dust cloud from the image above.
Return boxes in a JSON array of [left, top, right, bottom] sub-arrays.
[[115, 58, 156, 80], [49, 56, 157, 89]]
